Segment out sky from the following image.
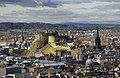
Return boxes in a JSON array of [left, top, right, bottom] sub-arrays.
[[0, 0, 120, 23]]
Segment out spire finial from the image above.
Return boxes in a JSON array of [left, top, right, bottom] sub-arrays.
[[97, 26, 99, 37]]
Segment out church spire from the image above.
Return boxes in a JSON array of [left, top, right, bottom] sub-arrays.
[[95, 27, 101, 49], [20, 31, 24, 43], [97, 27, 99, 37]]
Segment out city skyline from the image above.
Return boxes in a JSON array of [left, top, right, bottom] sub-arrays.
[[0, 0, 120, 24], [0, 0, 120, 78]]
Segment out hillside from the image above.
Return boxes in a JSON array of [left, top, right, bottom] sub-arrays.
[[0, 22, 80, 30], [0, 22, 120, 31]]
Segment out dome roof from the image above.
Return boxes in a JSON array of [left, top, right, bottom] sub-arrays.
[[86, 58, 93, 65]]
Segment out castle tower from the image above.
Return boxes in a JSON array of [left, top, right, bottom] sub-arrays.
[[48, 36, 56, 46], [95, 27, 101, 49], [35, 34, 43, 41]]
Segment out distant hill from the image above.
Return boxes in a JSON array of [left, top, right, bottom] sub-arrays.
[[61, 22, 120, 30], [0, 22, 119, 30], [0, 22, 56, 30], [0, 22, 80, 30]]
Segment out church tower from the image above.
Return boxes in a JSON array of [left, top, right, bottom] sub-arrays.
[[95, 27, 101, 49], [112, 38, 116, 48], [20, 31, 24, 43], [13, 35, 18, 43]]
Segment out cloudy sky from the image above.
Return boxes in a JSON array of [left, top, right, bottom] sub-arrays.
[[0, 0, 120, 23]]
